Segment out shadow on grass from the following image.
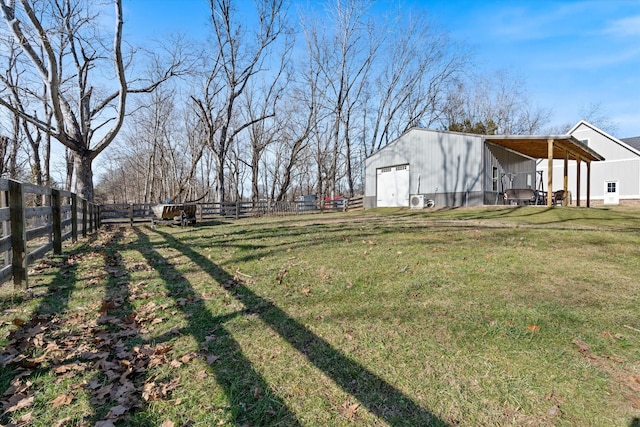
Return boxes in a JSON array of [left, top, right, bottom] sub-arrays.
[[0, 229, 114, 424], [148, 226, 449, 426], [0, 256, 79, 417], [132, 227, 303, 426]]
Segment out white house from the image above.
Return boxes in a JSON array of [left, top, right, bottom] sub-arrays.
[[538, 121, 640, 205]]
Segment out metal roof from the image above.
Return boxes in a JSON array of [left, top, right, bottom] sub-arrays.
[[484, 135, 605, 162]]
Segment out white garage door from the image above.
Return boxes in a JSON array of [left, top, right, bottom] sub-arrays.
[[376, 164, 410, 207]]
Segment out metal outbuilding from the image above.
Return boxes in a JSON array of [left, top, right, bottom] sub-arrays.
[[364, 128, 605, 209]]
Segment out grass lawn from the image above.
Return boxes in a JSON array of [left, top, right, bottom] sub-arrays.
[[1, 206, 639, 426]]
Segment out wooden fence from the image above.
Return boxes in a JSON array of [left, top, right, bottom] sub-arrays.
[[0, 188, 360, 287], [0, 179, 99, 288], [100, 195, 365, 225]]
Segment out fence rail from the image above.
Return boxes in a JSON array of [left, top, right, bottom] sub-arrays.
[[100, 195, 365, 225], [0, 179, 99, 288]]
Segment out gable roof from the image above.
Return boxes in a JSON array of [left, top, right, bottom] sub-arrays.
[[569, 120, 640, 157]]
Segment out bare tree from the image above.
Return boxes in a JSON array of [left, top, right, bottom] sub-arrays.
[[242, 32, 292, 203], [299, 1, 467, 197], [363, 14, 468, 155], [301, 0, 379, 199], [0, 37, 29, 180], [442, 69, 551, 135], [273, 92, 317, 201], [192, 0, 288, 204], [0, 0, 185, 201]]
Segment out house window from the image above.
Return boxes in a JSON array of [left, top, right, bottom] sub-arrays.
[[396, 165, 408, 171], [492, 167, 499, 191], [580, 139, 589, 146], [607, 182, 617, 193], [380, 167, 391, 173]]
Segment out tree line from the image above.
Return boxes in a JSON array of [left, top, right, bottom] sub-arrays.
[[0, 0, 576, 204]]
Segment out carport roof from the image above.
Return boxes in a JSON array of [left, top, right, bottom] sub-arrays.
[[485, 135, 605, 162]]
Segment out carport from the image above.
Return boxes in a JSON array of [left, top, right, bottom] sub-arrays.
[[485, 135, 605, 207]]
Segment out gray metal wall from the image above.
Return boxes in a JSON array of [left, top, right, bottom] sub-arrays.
[[484, 143, 538, 194], [365, 129, 538, 208], [365, 129, 485, 208]]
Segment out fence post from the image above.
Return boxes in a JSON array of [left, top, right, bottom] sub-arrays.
[[52, 189, 62, 254], [71, 194, 78, 242], [89, 203, 94, 233], [198, 203, 203, 222], [1, 188, 10, 269], [129, 203, 134, 226], [82, 199, 87, 238], [8, 180, 27, 288], [96, 204, 101, 228], [235, 201, 240, 219]]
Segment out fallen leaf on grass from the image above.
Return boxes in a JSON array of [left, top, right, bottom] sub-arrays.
[[92, 384, 113, 403], [105, 404, 129, 419], [572, 339, 590, 353], [2, 394, 34, 414], [2, 378, 32, 397], [339, 401, 361, 419], [99, 299, 117, 314], [180, 353, 196, 363], [160, 420, 175, 427], [142, 378, 180, 402], [154, 344, 173, 355], [5, 412, 33, 426], [53, 362, 86, 375], [526, 324, 541, 333], [50, 393, 74, 408]]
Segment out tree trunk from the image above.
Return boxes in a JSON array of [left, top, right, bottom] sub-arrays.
[[251, 148, 260, 203], [215, 154, 226, 205], [43, 132, 51, 186], [9, 115, 19, 178], [73, 151, 94, 201], [65, 149, 74, 192]]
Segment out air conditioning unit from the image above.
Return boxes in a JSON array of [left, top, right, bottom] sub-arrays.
[[410, 194, 425, 209]]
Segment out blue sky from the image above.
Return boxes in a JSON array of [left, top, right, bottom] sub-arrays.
[[121, 0, 640, 138]]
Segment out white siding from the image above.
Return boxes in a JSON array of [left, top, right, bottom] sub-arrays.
[[538, 121, 640, 202], [571, 123, 640, 161], [545, 158, 640, 201]]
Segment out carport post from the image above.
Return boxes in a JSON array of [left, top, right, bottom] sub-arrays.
[[587, 161, 592, 208], [563, 150, 569, 206], [576, 157, 581, 207], [547, 139, 554, 207]]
